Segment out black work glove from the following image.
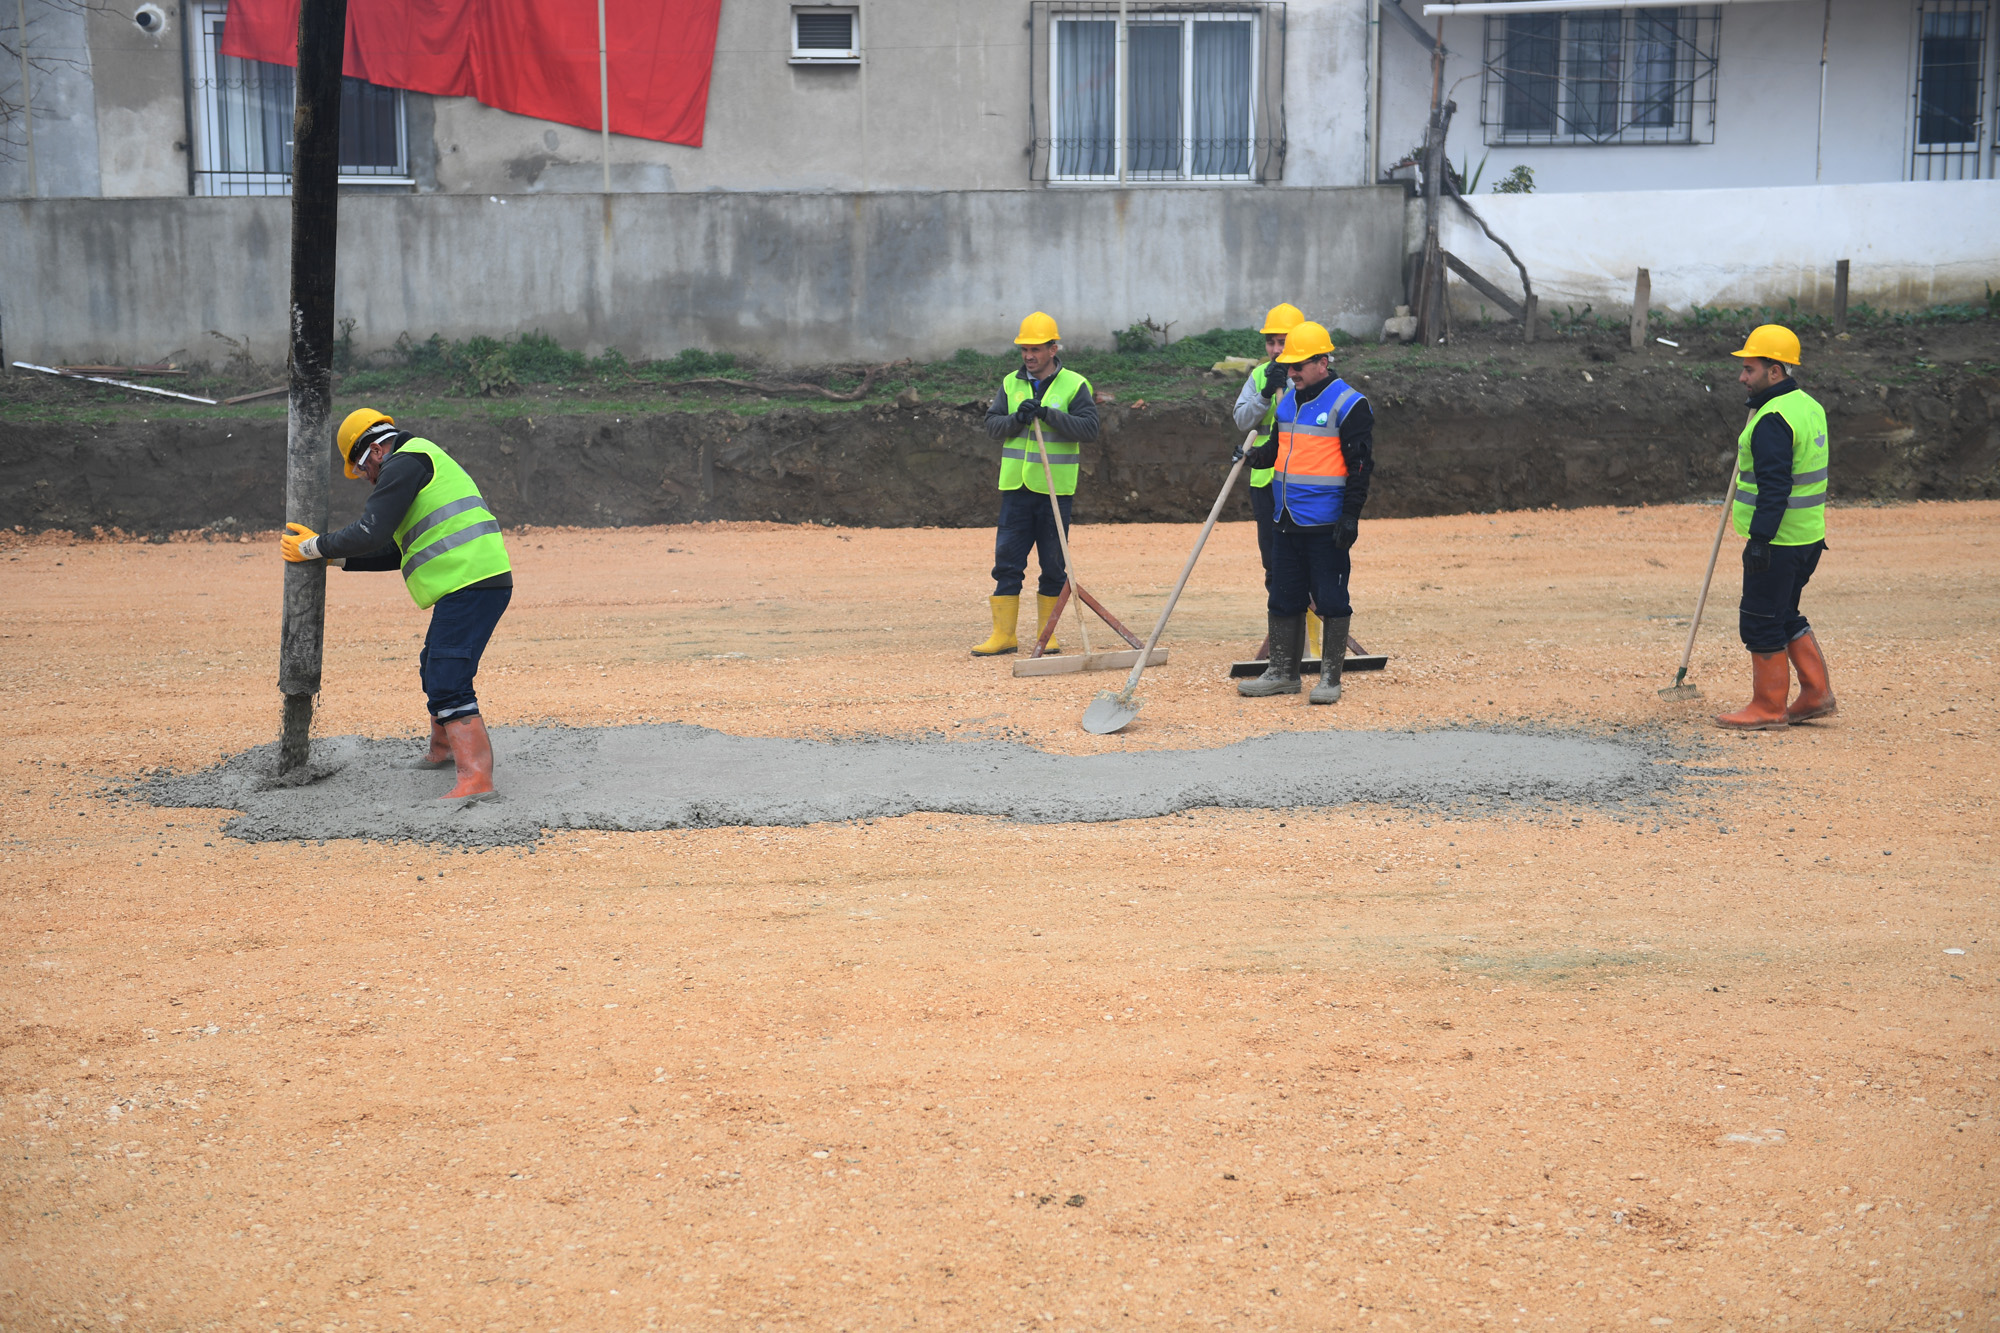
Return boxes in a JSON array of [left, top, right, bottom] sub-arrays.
[[1009, 404, 1038, 433], [1744, 539, 1772, 574], [1262, 363, 1289, 398], [1336, 515, 1360, 552]]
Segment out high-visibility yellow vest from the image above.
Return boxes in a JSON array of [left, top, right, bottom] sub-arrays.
[[1732, 389, 1829, 546], [999, 366, 1090, 496], [1249, 360, 1278, 490], [391, 439, 512, 609]]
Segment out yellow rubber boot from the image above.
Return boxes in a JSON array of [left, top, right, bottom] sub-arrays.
[[972, 595, 1020, 656], [1305, 609, 1323, 661], [1036, 593, 1063, 655]]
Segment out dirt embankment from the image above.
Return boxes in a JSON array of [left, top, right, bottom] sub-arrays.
[[4, 329, 1995, 534]]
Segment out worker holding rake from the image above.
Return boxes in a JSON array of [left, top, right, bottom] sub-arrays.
[[971, 312, 1100, 656], [279, 409, 513, 803], [1237, 322, 1374, 705], [1232, 302, 1323, 651], [1714, 324, 1837, 730]]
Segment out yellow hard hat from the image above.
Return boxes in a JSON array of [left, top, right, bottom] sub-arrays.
[[1275, 321, 1336, 364], [336, 408, 395, 479], [1260, 302, 1306, 336], [1730, 324, 1802, 367], [1014, 311, 1061, 346]]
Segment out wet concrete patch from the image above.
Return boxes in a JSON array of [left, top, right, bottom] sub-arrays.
[[131, 722, 1690, 848]]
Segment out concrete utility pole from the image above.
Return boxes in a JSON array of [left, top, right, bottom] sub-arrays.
[[278, 0, 349, 775], [17, 0, 37, 197]]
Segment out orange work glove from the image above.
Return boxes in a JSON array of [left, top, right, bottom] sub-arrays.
[[280, 522, 322, 562]]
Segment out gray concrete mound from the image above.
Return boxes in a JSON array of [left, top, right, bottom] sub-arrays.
[[127, 723, 1689, 848]]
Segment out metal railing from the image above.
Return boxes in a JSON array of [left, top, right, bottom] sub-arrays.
[[1479, 6, 1719, 148], [1911, 0, 1991, 180], [1028, 2, 1286, 184]]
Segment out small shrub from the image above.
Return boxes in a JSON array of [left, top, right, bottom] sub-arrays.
[[654, 347, 739, 379], [1491, 165, 1534, 194]]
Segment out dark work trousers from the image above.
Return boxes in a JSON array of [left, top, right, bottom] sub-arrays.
[[1249, 482, 1277, 594], [420, 584, 512, 721], [1268, 520, 1352, 619], [992, 487, 1073, 598], [1738, 540, 1824, 653]]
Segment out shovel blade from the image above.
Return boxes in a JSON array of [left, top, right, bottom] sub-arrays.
[[1082, 692, 1140, 735], [1657, 683, 1703, 702]]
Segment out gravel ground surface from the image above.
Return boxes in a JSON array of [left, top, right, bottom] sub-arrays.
[[2, 502, 1994, 1331]]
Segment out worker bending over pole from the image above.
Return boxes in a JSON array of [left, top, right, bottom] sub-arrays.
[[1715, 324, 1837, 730], [972, 312, 1101, 656], [1238, 322, 1375, 705], [279, 409, 515, 801], [1233, 302, 1320, 649]]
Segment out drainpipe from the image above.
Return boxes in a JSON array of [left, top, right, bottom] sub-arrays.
[[1813, 0, 1830, 181], [1116, 0, 1128, 184], [597, 0, 611, 194], [17, 0, 35, 198], [1368, 0, 1383, 183]]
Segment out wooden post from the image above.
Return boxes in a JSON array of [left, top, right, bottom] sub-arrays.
[[1630, 268, 1650, 352], [277, 0, 349, 775], [1833, 258, 1850, 333], [1413, 19, 1448, 346]]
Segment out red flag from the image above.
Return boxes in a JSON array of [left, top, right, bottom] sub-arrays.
[[219, 0, 720, 147]]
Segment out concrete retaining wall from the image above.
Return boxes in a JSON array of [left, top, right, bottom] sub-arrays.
[[0, 187, 1408, 368], [1437, 181, 2000, 320]]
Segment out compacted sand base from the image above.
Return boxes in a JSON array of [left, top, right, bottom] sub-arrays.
[[2, 502, 1994, 1332]]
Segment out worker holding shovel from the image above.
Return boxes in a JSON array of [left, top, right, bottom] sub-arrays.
[[1714, 324, 1836, 730], [1237, 322, 1374, 705], [278, 409, 513, 803], [971, 312, 1100, 656]]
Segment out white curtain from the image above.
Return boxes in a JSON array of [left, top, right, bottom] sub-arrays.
[[1127, 23, 1182, 176], [1191, 21, 1251, 177], [1056, 20, 1116, 177]]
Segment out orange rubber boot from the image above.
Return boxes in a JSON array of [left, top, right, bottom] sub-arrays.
[[440, 715, 497, 801], [1785, 630, 1837, 723], [403, 720, 454, 770], [1714, 651, 1792, 731]]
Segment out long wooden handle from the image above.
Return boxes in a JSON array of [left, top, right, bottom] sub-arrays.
[[1031, 419, 1089, 654], [1114, 430, 1258, 700], [1675, 478, 1736, 679]]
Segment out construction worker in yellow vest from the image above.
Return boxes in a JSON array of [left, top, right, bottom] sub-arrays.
[[1715, 325, 1836, 730], [279, 409, 513, 804], [1232, 302, 1322, 653], [972, 312, 1101, 655]]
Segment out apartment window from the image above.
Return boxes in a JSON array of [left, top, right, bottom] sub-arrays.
[[186, 1, 409, 195], [791, 7, 860, 64], [1482, 6, 1719, 146], [1911, 1, 1990, 179], [1029, 3, 1287, 184]]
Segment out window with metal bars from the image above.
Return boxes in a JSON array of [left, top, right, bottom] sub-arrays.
[[1480, 6, 1718, 147], [1028, 3, 1286, 184], [185, 0, 408, 195], [1911, 0, 1991, 180]]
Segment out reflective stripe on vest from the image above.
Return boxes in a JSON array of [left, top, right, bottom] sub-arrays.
[[1271, 379, 1363, 527], [390, 439, 513, 610], [999, 366, 1090, 496], [1731, 389, 1830, 546], [1249, 360, 1279, 490]]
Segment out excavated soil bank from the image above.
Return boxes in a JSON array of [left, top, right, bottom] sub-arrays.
[[132, 723, 1689, 847], [5, 321, 1994, 533]]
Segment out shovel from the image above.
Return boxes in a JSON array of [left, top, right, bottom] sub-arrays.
[[1082, 432, 1255, 734], [1659, 477, 1736, 702]]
